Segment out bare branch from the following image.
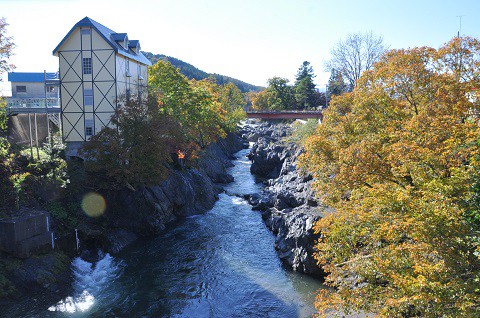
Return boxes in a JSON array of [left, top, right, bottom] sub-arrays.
[[326, 32, 387, 90]]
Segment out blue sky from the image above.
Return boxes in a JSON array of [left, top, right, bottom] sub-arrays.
[[1, 0, 480, 95]]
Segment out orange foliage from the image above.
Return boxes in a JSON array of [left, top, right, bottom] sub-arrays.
[[302, 37, 480, 317]]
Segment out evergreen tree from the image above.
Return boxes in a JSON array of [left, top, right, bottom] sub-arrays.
[[294, 61, 317, 109]]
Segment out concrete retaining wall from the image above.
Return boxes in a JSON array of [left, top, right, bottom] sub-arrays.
[[7, 114, 49, 146], [0, 210, 53, 258]]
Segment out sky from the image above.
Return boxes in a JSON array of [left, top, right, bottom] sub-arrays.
[[1, 0, 480, 96]]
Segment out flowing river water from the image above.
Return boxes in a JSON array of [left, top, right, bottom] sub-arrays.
[[6, 148, 324, 317]]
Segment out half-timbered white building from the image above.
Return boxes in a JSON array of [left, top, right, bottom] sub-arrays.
[[53, 17, 151, 145]]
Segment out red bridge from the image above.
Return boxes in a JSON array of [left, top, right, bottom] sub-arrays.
[[246, 110, 323, 120]]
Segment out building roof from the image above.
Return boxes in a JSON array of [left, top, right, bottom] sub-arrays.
[[8, 72, 58, 83], [111, 33, 127, 42], [52, 17, 152, 66], [128, 40, 140, 49]]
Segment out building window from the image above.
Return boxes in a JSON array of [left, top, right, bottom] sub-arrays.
[[138, 64, 144, 80], [16, 85, 27, 93], [81, 29, 91, 36], [46, 86, 55, 93], [82, 57, 92, 75], [85, 120, 94, 137], [125, 60, 131, 77], [84, 89, 93, 106]]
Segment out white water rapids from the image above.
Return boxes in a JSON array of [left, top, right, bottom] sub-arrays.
[[48, 252, 122, 315]]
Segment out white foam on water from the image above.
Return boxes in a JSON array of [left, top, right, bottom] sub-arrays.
[[231, 197, 247, 205], [48, 290, 95, 313], [48, 252, 121, 314]]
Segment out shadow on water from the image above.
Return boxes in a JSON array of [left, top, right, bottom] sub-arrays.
[[108, 192, 317, 317]]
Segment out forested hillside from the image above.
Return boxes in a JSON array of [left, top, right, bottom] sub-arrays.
[[142, 52, 263, 93]]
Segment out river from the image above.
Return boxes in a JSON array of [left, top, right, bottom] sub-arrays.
[[6, 148, 323, 317]]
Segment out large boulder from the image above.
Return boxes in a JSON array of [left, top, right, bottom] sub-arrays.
[[263, 208, 323, 276]]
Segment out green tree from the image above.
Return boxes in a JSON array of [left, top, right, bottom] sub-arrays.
[[0, 18, 15, 214], [149, 60, 227, 151], [251, 77, 295, 111], [0, 100, 15, 214], [267, 77, 296, 110], [251, 89, 273, 110], [80, 97, 183, 188], [294, 61, 317, 109]]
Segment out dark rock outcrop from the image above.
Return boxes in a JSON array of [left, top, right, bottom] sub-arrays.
[[198, 133, 245, 183], [85, 132, 246, 253], [263, 208, 322, 275], [247, 121, 326, 277], [8, 251, 70, 295], [105, 167, 218, 236]]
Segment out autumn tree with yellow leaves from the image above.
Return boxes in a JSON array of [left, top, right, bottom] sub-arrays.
[[302, 37, 480, 317]]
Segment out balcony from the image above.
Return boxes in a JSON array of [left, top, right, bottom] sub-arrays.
[[6, 98, 61, 114]]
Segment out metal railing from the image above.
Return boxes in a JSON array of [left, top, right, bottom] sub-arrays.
[[7, 97, 60, 108]]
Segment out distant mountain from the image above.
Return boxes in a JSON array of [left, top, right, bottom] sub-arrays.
[[142, 52, 264, 93]]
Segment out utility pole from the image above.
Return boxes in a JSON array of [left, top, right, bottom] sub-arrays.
[[325, 84, 328, 108], [456, 15, 465, 37]]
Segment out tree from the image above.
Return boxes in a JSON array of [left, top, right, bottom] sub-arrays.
[[0, 18, 15, 213], [80, 97, 183, 188], [268, 77, 296, 110], [294, 61, 318, 109], [148, 60, 227, 150], [250, 77, 296, 111], [251, 89, 274, 110], [325, 32, 386, 90], [302, 37, 480, 317], [218, 82, 247, 132], [327, 68, 347, 99], [0, 18, 15, 77]]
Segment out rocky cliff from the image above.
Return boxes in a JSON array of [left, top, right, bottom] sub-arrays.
[[243, 121, 326, 277]]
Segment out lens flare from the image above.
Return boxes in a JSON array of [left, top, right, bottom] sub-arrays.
[[81, 192, 106, 217]]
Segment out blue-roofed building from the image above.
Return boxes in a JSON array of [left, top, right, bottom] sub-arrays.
[[52, 17, 152, 146], [5, 72, 61, 147], [8, 72, 59, 99]]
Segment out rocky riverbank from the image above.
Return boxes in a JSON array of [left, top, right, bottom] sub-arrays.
[[79, 132, 247, 253], [0, 132, 247, 301], [242, 121, 326, 277]]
